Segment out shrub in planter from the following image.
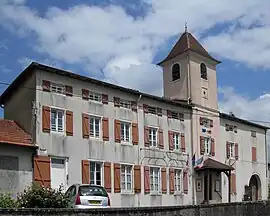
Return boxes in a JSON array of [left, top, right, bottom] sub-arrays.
[[0, 192, 17, 208], [17, 183, 70, 208]]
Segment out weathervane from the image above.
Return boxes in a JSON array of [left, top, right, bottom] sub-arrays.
[[185, 22, 188, 32]]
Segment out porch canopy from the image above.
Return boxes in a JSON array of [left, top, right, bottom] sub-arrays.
[[195, 157, 234, 203]]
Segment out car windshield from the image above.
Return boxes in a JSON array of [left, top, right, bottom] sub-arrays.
[[78, 186, 108, 197]]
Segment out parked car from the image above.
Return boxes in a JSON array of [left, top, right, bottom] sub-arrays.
[[65, 184, 111, 208]]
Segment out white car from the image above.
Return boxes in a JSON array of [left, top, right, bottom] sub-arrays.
[[65, 184, 111, 208]]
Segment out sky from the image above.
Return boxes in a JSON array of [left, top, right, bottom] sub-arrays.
[[1, 0, 270, 131]]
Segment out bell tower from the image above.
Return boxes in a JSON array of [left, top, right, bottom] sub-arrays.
[[158, 27, 221, 110]]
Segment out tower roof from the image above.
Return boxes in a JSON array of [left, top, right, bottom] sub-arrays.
[[158, 31, 221, 65]]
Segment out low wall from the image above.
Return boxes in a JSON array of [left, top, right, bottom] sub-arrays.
[[1, 201, 270, 216]]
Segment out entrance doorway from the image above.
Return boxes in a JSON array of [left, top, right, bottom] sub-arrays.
[[204, 173, 212, 201], [248, 174, 261, 201]]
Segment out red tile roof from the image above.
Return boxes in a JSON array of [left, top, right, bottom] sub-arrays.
[[0, 119, 36, 148]]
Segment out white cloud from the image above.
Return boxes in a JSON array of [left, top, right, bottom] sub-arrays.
[[1, 0, 270, 95]]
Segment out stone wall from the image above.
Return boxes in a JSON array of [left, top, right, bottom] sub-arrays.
[[0, 201, 270, 216]]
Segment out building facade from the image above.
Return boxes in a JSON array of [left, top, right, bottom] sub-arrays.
[[0, 30, 268, 206]]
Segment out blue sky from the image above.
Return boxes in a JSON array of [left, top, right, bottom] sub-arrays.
[[1, 0, 270, 125]]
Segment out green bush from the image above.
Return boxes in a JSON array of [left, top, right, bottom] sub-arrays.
[[16, 183, 70, 208], [0, 192, 17, 208]]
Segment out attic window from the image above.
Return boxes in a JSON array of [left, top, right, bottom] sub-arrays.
[[172, 63, 181, 81], [148, 106, 157, 115], [200, 63, 207, 80]]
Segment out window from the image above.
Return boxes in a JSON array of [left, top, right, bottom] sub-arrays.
[[51, 109, 64, 132], [228, 142, 235, 158], [120, 99, 131, 109], [120, 122, 131, 142], [204, 137, 211, 155], [174, 170, 182, 192], [172, 111, 179, 119], [148, 106, 157, 115], [172, 63, 181, 81], [89, 116, 100, 138], [251, 130, 256, 138], [150, 167, 161, 193], [89, 91, 102, 102], [90, 162, 102, 186], [121, 165, 132, 192], [149, 128, 158, 147], [200, 63, 207, 80], [173, 132, 180, 150], [51, 83, 64, 94]]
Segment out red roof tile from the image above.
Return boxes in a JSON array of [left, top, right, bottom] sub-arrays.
[[0, 119, 36, 147]]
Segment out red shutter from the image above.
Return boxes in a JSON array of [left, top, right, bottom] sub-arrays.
[[168, 131, 174, 151], [167, 110, 172, 118], [161, 168, 167, 194], [82, 89, 89, 100], [114, 163, 121, 193], [132, 123, 139, 145], [102, 118, 109, 141], [131, 101, 137, 112], [34, 156, 51, 188], [114, 97, 120, 107], [144, 166, 150, 194], [231, 173, 236, 194], [210, 119, 213, 127], [144, 126, 149, 147], [235, 143, 239, 160], [181, 133, 185, 152], [252, 147, 257, 162], [169, 168, 174, 194], [66, 110, 73, 136], [211, 138, 215, 156], [114, 120, 121, 143], [42, 106, 51, 133], [65, 85, 73, 96], [81, 160, 90, 184], [42, 80, 51, 92], [102, 94, 108, 104], [134, 165, 141, 193], [183, 171, 188, 194], [200, 136, 205, 155], [199, 117, 203, 125], [158, 129, 164, 149], [104, 162, 111, 192], [82, 114, 89, 139], [226, 142, 230, 159], [143, 104, 148, 113]]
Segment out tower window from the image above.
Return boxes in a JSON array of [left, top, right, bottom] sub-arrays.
[[172, 63, 181, 81], [200, 63, 207, 80]]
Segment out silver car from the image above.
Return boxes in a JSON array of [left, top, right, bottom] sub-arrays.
[[65, 184, 111, 208]]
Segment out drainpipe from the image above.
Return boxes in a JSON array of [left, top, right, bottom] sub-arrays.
[[190, 107, 195, 205], [136, 94, 142, 207], [265, 129, 268, 197]]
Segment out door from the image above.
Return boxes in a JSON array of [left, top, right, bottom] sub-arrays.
[[51, 158, 67, 191]]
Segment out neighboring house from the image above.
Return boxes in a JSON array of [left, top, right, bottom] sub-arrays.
[[0, 119, 37, 197], [0, 29, 268, 207]]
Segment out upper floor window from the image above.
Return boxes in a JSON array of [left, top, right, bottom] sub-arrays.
[[149, 127, 158, 147], [174, 169, 182, 192], [173, 132, 180, 151], [120, 99, 131, 109], [89, 116, 101, 138], [200, 63, 207, 80], [172, 63, 181, 81], [204, 137, 211, 155], [89, 91, 102, 102], [120, 121, 131, 143], [51, 108, 64, 132], [150, 167, 161, 193], [251, 130, 256, 138], [51, 83, 64, 94]]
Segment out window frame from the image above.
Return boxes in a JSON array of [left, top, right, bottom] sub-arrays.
[[228, 142, 235, 159], [89, 161, 103, 186], [50, 108, 65, 133], [120, 121, 131, 144], [204, 136, 211, 155], [120, 99, 131, 109], [120, 164, 133, 193], [173, 132, 180, 151], [89, 115, 101, 139], [89, 91, 102, 103], [172, 63, 181, 81], [150, 166, 161, 194], [174, 169, 182, 193], [200, 63, 207, 80], [148, 127, 158, 147], [51, 82, 65, 94]]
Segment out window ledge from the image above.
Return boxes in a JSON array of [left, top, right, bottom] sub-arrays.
[[89, 100, 103, 105], [174, 192, 184, 196], [121, 142, 132, 146], [121, 191, 134, 195], [150, 192, 162, 196], [89, 137, 101, 140]]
